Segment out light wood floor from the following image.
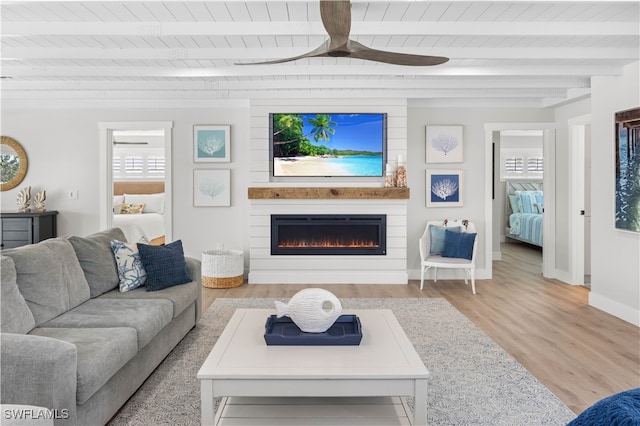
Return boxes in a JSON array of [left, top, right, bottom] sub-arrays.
[[201, 242, 640, 415]]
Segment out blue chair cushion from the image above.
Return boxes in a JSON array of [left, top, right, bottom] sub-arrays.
[[568, 387, 640, 426], [442, 230, 476, 260], [137, 240, 191, 291], [429, 225, 461, 255]]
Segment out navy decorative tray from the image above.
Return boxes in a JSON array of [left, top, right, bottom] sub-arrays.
[[264, 314, 362, 346]]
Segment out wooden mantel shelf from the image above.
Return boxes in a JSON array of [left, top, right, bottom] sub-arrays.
[[248, 187, 410, 200]]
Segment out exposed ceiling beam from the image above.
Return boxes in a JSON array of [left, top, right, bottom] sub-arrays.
[[3, 21, 637, 37], [2, 47, 636, 61], [0, 77, 590, 91], [1, 64, 622, 78]]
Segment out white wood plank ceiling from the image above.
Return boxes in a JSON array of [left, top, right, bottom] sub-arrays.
[[1, 1, 638, 108]]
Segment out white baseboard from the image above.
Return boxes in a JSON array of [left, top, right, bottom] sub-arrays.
[[249, 270, 408, 285], [589, 292, 640, 326], [493, 251, 502, 261], [407, 268, 490, 281]]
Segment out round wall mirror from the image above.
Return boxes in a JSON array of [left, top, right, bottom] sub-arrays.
[[1, 136, 28, 191]]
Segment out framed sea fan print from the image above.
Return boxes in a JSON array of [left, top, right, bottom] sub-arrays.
[[426, 169, 463, 207], [426, 125, 464, 163], [194, 169, 231, 207], [194, 125, 230, 162]]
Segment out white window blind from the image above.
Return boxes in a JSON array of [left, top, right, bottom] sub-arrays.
[[504, 156, 524, 174], [147, 156, 165, 174], [125, 156, 144, 174], [527, 157, 544, 173]]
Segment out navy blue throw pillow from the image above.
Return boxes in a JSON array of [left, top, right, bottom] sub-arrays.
[[137, 240, 191, 291], [442, 230, 476, 260], [567, 387, 640, 426]]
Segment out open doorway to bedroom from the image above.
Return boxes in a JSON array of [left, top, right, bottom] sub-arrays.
[[486, 123, 555, 280], [99, 121, 173, 244], [500, 130, 544, 272]]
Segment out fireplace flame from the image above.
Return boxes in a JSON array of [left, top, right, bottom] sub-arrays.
[[279, 238, 379, 248]]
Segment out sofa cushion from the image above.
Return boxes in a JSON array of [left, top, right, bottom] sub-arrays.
[[29, 327, 138, 405], [41, 298, 173, 350], [0, 256, 36, 334], [2, 238, 91, 326], [110, 239, 147, 292], [68, 228, 127, 298], [99, 280, 199, 319], [137, 240, 191, 291]]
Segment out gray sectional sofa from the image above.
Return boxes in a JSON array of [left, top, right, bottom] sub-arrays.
[[0, 228, 202, 425]]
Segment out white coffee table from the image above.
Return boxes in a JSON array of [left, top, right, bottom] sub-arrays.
[[198, 308, 429, 426]]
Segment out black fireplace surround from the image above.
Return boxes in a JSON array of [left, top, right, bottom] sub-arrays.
[[271, 214, 387, 255]]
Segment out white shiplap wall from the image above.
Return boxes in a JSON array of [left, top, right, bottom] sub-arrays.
[[248, 99, 409, 284]]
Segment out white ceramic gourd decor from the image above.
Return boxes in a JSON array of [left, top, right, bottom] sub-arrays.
[[274, 288, 343, 333]]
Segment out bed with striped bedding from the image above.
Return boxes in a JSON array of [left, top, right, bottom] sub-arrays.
[[509, 212, 543, 247]]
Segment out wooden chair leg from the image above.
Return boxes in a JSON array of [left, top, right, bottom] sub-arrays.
[[420, 266, 425, 290], [471, 270, 476, 294]]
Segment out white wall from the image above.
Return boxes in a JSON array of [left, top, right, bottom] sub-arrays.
[[0, 104, 251, 260], [553, 97, 591, 281], [406, 107, 554, 280], [589, 61, 640, 325]]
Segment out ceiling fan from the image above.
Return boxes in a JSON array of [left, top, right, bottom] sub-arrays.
[[236, 0, 449, 67]]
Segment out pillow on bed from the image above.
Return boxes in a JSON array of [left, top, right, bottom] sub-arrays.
[[120, 203, 145, 214], [516, 191, 536, 214], [124, 193, 165, 214], [114, 195, 125, 204], [508, 195, 521, 213]]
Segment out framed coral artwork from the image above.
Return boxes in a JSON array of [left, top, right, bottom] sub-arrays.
[[194, 169, 231, 207], [426, 169, 463, 207], [426, 125, 463, 163], [194, 125, 230, 162]]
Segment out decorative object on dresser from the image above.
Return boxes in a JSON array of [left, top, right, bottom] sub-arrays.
[[0, 136, 28, 191], [16, 186, 31, 212], [274, 288, 343, 333], [0, 210, 58, 249], [33, 190, 46, 212]]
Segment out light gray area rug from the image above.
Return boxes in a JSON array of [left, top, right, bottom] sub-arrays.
[[109, 298, 576, 425]]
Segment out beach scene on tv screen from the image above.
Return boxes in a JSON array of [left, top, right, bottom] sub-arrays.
[[272, 113, 384, 176]]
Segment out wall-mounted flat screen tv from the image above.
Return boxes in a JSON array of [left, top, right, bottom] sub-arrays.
[[270, 113, 387, 177]]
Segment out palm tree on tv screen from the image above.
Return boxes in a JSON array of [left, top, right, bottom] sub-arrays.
[[272, 114, 337, 157], [308, 114, 337, 144]]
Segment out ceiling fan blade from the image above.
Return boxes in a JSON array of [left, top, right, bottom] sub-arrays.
[[235, 42, 331, 65], [347, 40, 449, 66], [320, 0, 351, 46]]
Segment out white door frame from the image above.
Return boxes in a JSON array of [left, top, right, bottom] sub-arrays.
[[98, 121, 174, 242], [485, 122, 556, 279], [568, 114, 591, 285]]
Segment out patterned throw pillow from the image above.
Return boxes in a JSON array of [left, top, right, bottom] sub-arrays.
[[110, 239, 148, 292], [120, 203, 145, 214]]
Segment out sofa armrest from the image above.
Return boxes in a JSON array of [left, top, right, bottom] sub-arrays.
[[1, 333, 77, 425], [185, 257, 202, 321]]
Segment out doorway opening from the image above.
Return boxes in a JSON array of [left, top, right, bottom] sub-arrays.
[[485, 123, 556, 279], [99, 121, 173, 243]]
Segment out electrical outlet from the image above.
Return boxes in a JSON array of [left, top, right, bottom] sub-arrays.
[[67, 190, 78, 199]]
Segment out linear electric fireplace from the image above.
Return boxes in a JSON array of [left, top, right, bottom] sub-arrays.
[[271, 214, 386, 255]]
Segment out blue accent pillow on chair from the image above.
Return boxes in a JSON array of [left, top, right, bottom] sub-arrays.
[[137, 240, 191, 291], [429, 225, 461, 255], [442, 230, 476, 260]]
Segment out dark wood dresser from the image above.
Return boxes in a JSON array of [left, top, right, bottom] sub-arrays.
[[1, 210, 58, 249]]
